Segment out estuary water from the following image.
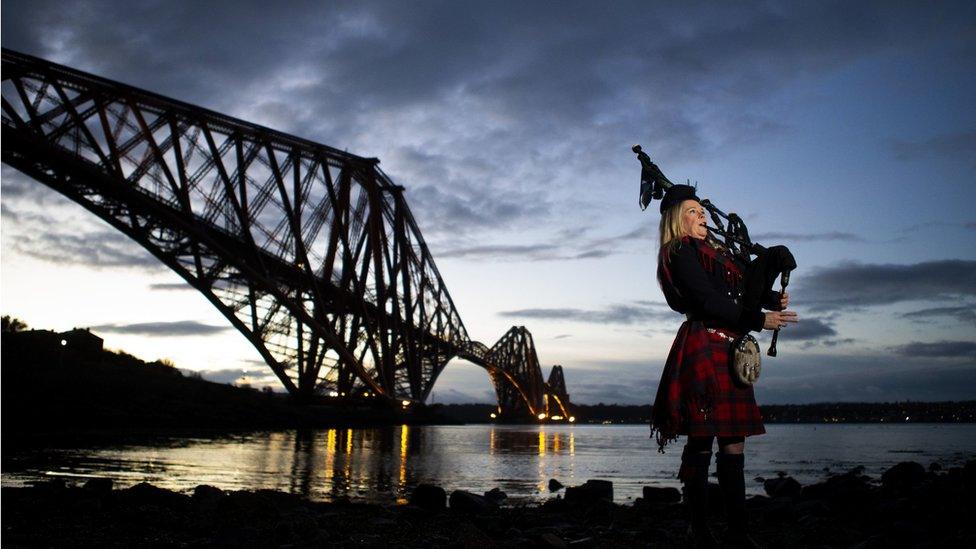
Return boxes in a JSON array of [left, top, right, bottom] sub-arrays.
[[3, 424, 975, 504]]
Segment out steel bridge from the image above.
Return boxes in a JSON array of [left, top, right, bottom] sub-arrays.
[[1, 49, 573, 420]]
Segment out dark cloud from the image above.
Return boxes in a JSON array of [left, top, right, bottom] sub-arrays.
[[148, 283, 195, 291], [498, 302, 672, 325], [7, 218, 162, 270], [893, 340, 976, 359], [2, 180, 165, 271], [2, 0, 962, 240], [751, 231, 864, 242], [437, 243, 561, 261], [890, 131, 976, 163], [435, 223, 652, 262], [797, 260, 976, 311], [783, 317, 837, 341], [90, 321, 231, 336], [755, 357, 976, 404], [553, 334, 572, 340], [902, 306, 976, 326]]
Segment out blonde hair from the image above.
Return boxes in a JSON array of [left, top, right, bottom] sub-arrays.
[[659, 201, 688, 256]]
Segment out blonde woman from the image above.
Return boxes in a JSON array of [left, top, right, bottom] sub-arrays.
[[650, 184, 797, 549]]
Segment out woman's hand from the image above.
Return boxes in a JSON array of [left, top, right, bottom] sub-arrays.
[[763, 310, 798, 331]]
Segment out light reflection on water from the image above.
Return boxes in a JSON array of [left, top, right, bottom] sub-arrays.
[[3, 424, 975, 504]]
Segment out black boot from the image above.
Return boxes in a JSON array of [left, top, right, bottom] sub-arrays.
[[680, 449, 718, 549], [716, 453, 761, 549]]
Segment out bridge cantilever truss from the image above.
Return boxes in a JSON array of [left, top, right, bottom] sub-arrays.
[[1, 48, 573, 418]]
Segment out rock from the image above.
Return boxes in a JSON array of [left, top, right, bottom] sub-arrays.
[[881, 461, 925, 491], [565, 480, 613, 505], [641, 486, 681, 503], [794, 499, 830, 518], [964, 459, 976, 493], [193, 484, 225, 500], [83, 477, 113, 495], [540, 532, 569, 548], [763, 498, 796, 523], [763, 476, 802, 498], [549, 478, 564, 491], [121, 482, 189, 510], [484, 487, 507, 504], [410, 483, 446, 511], [801, 468, 873, 506], [449, 489, 497, 514]]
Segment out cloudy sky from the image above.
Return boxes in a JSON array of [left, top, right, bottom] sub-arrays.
[[2, 1, 974, 404]]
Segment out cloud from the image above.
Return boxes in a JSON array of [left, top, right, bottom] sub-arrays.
[[890, 131, 976, 163], [149, 283, 195, 291], [797, 260, 976, 311], [893, 340, 976, 359], [498, 302, 672, 325], [437, 243, 561, 261], [751, 231, 864, 242], [553, 334, 572, 340], [783, 317, 837, 341], [90, 321, 231, 336], [902, 306, 976, 326], [2, 0, 959, 246]]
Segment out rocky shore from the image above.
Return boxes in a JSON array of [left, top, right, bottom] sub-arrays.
[[3, 459, 974, 548]]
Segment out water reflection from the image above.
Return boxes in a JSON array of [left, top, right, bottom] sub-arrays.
[[6, 425, 971, 504]]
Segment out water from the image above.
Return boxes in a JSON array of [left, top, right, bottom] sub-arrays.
[[3, 424, 975, 504]]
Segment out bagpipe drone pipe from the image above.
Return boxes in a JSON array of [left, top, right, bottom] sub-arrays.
[[632, 145, 797, 356]]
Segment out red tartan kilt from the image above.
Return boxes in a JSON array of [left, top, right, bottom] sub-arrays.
[[685, 327, 765, 437], [652, 321, 765, 442]]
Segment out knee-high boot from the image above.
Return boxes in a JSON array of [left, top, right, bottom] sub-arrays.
[[716, 453, 761, 549], [680, 449, 717, 548]]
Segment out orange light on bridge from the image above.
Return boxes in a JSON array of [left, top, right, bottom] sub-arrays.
[[401, 400, 410, 407], [569, 416, 576, 423], [489, 412, 497, 419], [537, 412, 547, 420], [551, 415, 563, 421]]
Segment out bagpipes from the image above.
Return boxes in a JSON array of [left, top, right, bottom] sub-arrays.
[[632, 144, 796, 357]]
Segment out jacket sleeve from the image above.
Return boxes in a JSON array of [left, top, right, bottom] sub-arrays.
[[669, 242, 765, 333]]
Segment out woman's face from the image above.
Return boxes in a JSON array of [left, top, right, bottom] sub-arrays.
[[679, 199, 708, 240]]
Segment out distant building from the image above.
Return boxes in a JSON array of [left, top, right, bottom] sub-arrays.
[[59, 328, 104, 353], [1, 328, 104, 363]]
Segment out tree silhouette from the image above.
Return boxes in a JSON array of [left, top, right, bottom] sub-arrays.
[[2, 315, 28, 333]]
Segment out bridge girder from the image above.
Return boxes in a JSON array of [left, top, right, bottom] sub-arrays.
[[1, 48, 573, 417]]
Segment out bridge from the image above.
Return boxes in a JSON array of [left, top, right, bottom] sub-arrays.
[[1, 49, 573, 420]]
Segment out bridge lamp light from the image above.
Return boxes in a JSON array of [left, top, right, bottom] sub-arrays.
[[568, 416, 576, 423], [60, 339, 67, 346], [401, 400, 410, 407], [329, 391, 339, 397], [551, 415, 563, 421], [489, 412, 497, 419], [537, 412, 547, 420]]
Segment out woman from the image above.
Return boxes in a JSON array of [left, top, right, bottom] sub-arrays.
[[649, 185, 797, 549]]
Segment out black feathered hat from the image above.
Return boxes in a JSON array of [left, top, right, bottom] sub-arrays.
[[659, 184, 700, 214]]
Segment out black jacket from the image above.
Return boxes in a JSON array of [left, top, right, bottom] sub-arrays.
[[658, 237, 767, 334]]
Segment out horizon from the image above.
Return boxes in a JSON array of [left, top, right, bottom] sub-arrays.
[[2, 1, 974, 406]]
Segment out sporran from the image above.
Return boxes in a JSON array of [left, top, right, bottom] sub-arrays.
[[730, 334, 762, 386]]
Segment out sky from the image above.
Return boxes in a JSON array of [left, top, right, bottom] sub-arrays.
[[2, 0, 974, 405]]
